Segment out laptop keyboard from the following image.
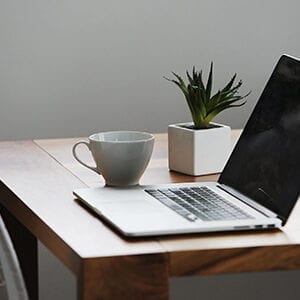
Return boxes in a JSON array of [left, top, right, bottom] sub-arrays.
[[145, 186, 253, 222]]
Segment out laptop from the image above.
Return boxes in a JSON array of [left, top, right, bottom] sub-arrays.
[[74, 54, 300, 237]]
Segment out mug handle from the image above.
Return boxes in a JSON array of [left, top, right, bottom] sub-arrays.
[[72, 141, 100, 174]]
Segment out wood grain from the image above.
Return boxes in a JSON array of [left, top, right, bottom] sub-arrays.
[[1, 131, 300, 299], [78, 254, 169, 300], [0, 141, 164, 274], [170, 245, 300, 276]]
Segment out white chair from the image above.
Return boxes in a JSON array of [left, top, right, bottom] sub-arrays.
[[0, 214, 29, 300]]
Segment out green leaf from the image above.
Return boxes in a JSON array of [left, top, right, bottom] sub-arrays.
[[206, 90, 221, 111], [205, 62, 213, 101], [198, 71, 205, 92], [192, 66, 197, 83], [186, 70, 194, 86], [171, 72, 186, 88], [164, 65, 250, 129], [221, 73, 237, 93], [163, 74, 188, 97], [196, 87, 206, 117], [186, 84, 198, 118], [206, 99, 247, 117]]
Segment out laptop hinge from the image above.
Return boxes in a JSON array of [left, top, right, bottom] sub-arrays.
[[217, 184, 282, 220]]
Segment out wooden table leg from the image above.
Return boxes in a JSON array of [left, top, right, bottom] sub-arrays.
[[0, 205, 38, 300], [78, 253, 169, 300]]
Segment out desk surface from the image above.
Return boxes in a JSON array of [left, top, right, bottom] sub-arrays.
[[1, 132, 300, 299]]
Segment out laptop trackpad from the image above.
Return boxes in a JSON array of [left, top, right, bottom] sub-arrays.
[[99, 200, 160, 215]]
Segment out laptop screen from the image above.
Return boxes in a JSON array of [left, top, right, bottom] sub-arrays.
[[219, 55, 300, 224]]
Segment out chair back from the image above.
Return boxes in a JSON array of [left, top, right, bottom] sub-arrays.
[[0, 214, 29, 300]]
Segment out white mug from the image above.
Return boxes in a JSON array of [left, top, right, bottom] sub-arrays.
[[72, 131, 154, 186]]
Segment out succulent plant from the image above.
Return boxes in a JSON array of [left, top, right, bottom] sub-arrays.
[[164, 63, 251, 129]]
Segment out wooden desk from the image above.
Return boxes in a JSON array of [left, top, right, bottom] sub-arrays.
[[0, 132, 300, 300]]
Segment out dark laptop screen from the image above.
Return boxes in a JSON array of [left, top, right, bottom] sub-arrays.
[[219, 55, 300, 224]]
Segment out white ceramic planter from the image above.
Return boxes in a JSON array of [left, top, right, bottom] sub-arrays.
[[168, 122, 231, 176]]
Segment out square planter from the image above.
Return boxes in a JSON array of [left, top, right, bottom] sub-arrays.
[[168, 122, 231, 176]]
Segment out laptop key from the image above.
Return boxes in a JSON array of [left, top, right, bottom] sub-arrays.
[[146, 187, 253, 222], [145, 189, 198, 222]]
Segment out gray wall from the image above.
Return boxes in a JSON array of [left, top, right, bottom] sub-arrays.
[[1, 0, 300, 299], [1, 0, 300, 141]]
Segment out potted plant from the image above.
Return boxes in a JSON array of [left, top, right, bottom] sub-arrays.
[[165, 63, 250, 175]]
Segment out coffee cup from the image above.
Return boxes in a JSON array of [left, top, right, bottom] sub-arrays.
[[72, 131, 154, 186]]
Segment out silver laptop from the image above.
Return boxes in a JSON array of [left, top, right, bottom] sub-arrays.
[[74, 54, 300, 237]]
